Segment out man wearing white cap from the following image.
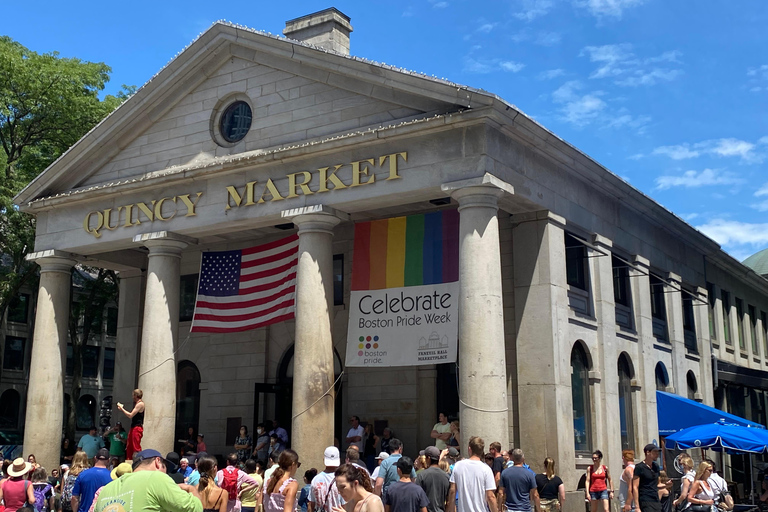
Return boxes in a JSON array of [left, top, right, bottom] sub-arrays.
[[308, 446, 344, 512], [371, 452, 389, 482]]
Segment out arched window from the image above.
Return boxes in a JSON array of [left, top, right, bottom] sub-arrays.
[[176, 361, 201, 449], [618, 354, 635, 450], [77, 394, 97, 430], [0, 389, 21, 430], [687, 371, 698, 400], [655, 362, 669, 391], [570, 342, 592, 454]]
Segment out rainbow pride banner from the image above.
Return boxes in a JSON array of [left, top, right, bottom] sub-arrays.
[[346, 210, 459, 368]]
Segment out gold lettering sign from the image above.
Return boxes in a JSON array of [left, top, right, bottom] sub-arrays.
[[83, 151, 407, 237]]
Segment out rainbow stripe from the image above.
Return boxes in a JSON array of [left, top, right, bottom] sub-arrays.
[[351, 210, 459, 291]]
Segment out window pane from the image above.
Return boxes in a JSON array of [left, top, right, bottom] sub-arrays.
[[333, 254, 344, 306], [655, 363, 668, 391], [83, 346, 100, 378], [179, 274, 199, 322], [687, 372, 698, 400], [7, 294, 29, 324], [106, 307, 118, 337], [3, 337, 25, 371], [89, 309, 103, 335], [618, 357, 635, 450], [571, 346, 591, 453], [565, 234, 587, 290], [763, 312, 768, 359], [76, 395, 96, 430], [612, 256, 630, 306], [103, 348, 116, 380], [0, 390, 21, 430], [650, 275, 666, 320], [683, 294, 697, 353]]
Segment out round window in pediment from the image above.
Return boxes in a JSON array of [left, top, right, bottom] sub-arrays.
[[219, 101, 252, 143]]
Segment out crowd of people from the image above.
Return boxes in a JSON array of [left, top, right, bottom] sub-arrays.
[[0, 408, 741, 512]]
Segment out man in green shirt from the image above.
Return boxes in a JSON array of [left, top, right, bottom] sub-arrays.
[[104, 423, 128, 463], [93, 449, 202, 512]]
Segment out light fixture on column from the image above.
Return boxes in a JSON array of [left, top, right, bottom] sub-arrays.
[[429, 197, 452, 206]]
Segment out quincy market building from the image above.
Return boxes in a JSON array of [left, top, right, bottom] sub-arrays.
[[14, 9, 768, 494]]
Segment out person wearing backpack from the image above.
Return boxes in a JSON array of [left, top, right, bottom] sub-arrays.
[[71, 449, 112, 512], [30, 467, 54, 512], [0, 458, 36, 510], [216, 453, 259, 512], [61, 452, 90, 512]]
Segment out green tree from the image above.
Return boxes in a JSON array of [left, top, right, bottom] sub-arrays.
[[66, 267, 118, 440], [0, 36, 129, 326]]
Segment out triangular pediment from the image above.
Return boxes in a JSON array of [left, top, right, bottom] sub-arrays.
[[16, 22, 495, 207]]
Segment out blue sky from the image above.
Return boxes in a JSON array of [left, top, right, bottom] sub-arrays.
[[4, 0, 768, 261]]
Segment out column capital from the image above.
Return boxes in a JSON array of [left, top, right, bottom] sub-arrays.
[[441, 173, 514, 210], [282, 205, 345, 235], [26, 250, 78, 274], [133, 231, 195, 258], [666, 272, 682, 285], [632, 254, 650, 269], [591, 233, 613, 250], [510, 210, 566, 229]]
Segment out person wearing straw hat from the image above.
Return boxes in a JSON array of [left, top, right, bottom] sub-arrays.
[[0, 458, 36, 510]]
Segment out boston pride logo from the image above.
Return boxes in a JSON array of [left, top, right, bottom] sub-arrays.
[[358, 334, 388, 364]]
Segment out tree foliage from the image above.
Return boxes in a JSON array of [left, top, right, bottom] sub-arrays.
[[0, 35, 130, 324], [66, 267, 118, 440]]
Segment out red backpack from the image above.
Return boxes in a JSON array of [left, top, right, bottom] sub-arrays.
[[221, 466, 240, 501]]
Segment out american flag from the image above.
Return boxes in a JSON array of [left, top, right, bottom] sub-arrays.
[[190, 234, 298, 333]]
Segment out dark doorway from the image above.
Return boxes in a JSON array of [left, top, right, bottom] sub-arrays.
[[436, 363, 459, 420], [176, 360, 201, 449], [254, 345, 343, 446]]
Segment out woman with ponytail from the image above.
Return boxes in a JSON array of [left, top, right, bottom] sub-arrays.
[[332, 464, 383, 512], [197, 456, 228, 512], [264, 449, 300, 512], [536, 457, 565, 512]]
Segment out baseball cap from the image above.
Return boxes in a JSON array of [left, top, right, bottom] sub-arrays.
[[643, 443, 660, 453], [447, 447, 460, 458], [375, 452, 389, 460], [133, 449, 176, 471], [324, 446, 340, 467], [420, 446, 441, 461], [96, 448, 110, 460]]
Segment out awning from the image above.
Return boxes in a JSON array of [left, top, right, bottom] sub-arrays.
[[657, 390, 765, 436]]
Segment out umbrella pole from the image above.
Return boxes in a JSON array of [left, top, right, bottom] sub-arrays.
[[750, 453, 754, 505]]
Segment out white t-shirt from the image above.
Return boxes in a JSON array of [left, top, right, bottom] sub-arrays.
[[708, 473, 728, 503], [450, 459, 495, 512], [309, 470, 345, 512], [433, 422, 452, 450], [346, 425, 365, 451]]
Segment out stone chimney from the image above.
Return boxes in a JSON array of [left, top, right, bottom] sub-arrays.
[[283, 8, 353, 55]]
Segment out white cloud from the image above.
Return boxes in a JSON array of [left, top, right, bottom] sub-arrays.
[[652, 145, 700, 160], [652, 138, 761, 162], [464, 58, 525, 74], [750, 183, 768, 211], [430, 0, 449, 7], [402, 6, 415, 16], [477, 23, 496, 33], [580, 43, 682, 86], [680, 213, 699, 221], [513, 0, 555, 21], [500, 61, 526, 72], [605, 113, 651, 131], [695, 219, 768, 248], [573, 0, 645, 18], [759, 136, 768, 145], [654, 169, 745, 190], [552, 81, 607, 125], [615, 68, 683, 86], [747, 64, 768, 79], [539, 69, 565, 80], [755, 183, 768, 197], [536, 32, 562, 46]]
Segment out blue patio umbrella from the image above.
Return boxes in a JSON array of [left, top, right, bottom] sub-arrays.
[[666, 420, 768, 504], [665, 419, 768, 453]]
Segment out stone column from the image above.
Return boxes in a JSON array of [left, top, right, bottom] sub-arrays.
[[695, 286, 715, 405], [23, 251, 77, 472], [665, 272, 687, 396], [112, 269, 144, 414], [133, 232, 192, 453], [442, 173, 513, 450], [511, 211, 573, 482], [288, 209, 340, 472]]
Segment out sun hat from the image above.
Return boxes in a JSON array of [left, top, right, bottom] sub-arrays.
[[7, 457, 33, 477], [324, 446, 340, 467], [110, 462, 133, 480], [375, 452, 389, 460]]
